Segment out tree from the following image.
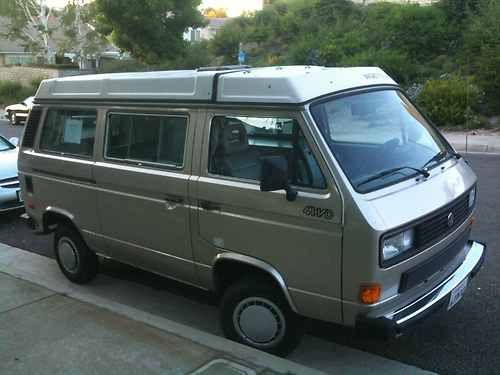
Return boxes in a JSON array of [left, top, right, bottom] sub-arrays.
[[0, 0, 55, 63], [437, 0, 482, 22], [203, 7, 227, 18], [463, 0, 500, 111], [59, 0, 107, 69], [209, 16, 253, 65], [93, 0, 205, 65]]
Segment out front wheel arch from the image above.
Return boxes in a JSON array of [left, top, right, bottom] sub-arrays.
[[212, 254, 298, 313]]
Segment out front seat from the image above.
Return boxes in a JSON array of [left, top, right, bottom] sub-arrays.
[[214, 120, 261, 180]]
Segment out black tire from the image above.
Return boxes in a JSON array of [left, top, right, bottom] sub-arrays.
[[220, 279, 304, 356], [9, 112, 17, 126], [54, 224, 98, 284]]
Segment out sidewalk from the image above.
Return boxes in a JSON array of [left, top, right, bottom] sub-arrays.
[[0, 243, 436, 375], [0, 279, 315, 375], [443, 130, 500, 154], [2, 273, 254, 375], [0, 247, 323, 375]]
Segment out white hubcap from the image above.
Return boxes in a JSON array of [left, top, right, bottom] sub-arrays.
[[58, 238, 79, 273], [233, 297, 286, 347]]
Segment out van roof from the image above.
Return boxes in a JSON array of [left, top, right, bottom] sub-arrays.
[[35, 66, 397, 105]]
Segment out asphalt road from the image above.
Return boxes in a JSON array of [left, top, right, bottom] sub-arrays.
[[1, 119, 499, 374]]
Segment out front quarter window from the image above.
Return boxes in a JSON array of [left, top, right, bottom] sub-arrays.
[[310, 89, 447, 193]]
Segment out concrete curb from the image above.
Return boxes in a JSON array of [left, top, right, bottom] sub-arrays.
[[0, 243, 327, 375], [452, 145, 500, 155], [443, 132, 500, 155]]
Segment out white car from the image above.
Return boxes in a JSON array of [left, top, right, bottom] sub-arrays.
[[4, 96, 34, 125], [0, 135, 23, 212]]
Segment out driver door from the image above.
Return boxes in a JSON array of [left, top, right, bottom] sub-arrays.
[[193, 109, 343, 323]]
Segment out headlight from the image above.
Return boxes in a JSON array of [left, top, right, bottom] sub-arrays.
[[468, 187, 476, 209], [382, 228, 415, 263]]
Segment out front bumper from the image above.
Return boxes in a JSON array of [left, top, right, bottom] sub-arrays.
[[0, 186, 23, 212], [357, 240, 486, 337], [7, 111, 29, 119]]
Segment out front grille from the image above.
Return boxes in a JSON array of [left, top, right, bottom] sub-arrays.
[[0, 177, 19, 189], [2, 183, 20, 189], [0, 199, 23, 210], [0, 177, 18, 184], [415, 190, 472, 249]]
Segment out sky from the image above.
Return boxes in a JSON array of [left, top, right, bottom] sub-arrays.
[[44, 0, 263, 17]]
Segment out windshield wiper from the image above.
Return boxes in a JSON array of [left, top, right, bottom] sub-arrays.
[[356, 166, 430, 189], [421, 150, 461, 171]]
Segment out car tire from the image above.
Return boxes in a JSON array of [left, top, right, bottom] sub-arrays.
[[220, 278, 304, 356], [54, 224, 98, 284], [9, 112, 17, 126]]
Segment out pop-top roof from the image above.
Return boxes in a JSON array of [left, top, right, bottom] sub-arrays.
[[35, 66, 397, 104]]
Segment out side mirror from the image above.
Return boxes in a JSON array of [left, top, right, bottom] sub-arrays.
[[260, 155, 297, 201], [9, 137, 19, 147]]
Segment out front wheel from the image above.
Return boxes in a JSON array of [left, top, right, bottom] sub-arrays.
[[9, 112, 18, 126], [54, 225, 98, 284], [220, 279, 304, 356]]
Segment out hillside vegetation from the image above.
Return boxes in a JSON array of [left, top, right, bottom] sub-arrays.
[[208, 0, 499, 127]]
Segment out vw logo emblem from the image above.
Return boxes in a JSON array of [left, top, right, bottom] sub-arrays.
[[447, 212, 455, 228]]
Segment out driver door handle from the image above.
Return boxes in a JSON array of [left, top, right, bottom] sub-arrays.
[[165, 195, 184, 204]]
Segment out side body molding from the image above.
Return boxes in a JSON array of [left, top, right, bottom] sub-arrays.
[[213, 252, 298, 313]]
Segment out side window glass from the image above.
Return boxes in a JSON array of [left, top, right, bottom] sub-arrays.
[[208, 115, 326, 189], [39, 109, 96, 157], [106, 113, 187, 168]]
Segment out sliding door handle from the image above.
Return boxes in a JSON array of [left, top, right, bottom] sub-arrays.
[[199, 200, 220, 211]]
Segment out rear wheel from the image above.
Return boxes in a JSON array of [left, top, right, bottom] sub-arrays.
[[54, 225, 98, 284], [220, 279, 303, 356]]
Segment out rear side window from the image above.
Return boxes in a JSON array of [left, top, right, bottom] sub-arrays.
[[39, 109, 97, 158], [106, 113, 187, 169]]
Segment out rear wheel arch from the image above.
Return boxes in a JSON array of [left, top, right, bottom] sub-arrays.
[[212, 253, 298, 313], [42, 208, 76, 234]]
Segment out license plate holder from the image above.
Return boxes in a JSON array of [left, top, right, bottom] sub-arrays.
[[16, 190, 23, 203], [448, 277, 468, 310]]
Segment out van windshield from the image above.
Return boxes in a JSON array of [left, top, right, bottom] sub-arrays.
[[310, 89, 448, 193]]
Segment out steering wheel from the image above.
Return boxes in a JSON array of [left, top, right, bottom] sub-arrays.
[[381, 138, 400, 153], [376, 138, 400, 166]]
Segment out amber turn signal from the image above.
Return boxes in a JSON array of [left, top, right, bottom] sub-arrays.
[[359, 283, 381, 304]]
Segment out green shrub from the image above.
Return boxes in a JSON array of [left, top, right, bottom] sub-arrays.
[[30, 77, 46, 92], [416, 75, 482, 128], [27, 63, 79, 70], [97, 59, 150, 73], [0, 81, 35, 106], [463, 0, 500, 115], [161, 41, 214, 70], [340, 49, 414, 86]]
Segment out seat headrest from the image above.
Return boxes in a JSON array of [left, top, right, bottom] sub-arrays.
[[221, 121, 249, 155]]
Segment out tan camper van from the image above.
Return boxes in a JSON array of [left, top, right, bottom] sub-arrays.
[[18, 66, 486, 355]]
